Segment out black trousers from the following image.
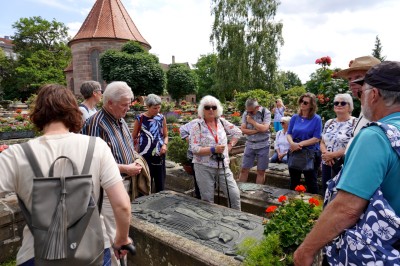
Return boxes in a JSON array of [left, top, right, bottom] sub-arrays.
[[143, 154, 166, 193], [289, 152, 321, 194]]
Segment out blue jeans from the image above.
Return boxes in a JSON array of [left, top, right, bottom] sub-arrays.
[[19, 249, 112, 266], [270, 152, 288, 164]]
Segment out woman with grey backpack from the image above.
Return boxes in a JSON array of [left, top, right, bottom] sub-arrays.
[[0, 84, 132, 265]]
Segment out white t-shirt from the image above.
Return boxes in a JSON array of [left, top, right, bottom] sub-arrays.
[[0, 133, 122, 264], [79, 105, 97, 121]]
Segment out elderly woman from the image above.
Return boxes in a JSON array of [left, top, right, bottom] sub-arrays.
[[132, 94, 168, 193], [0, 84, 131, 266], [79, 80, 102, 121], [270, 116, 291, 164], [287, 93, 322, 194], [190, 95, 242, 210], [320, 93, 356, 192], [273, 99, 285, 131]]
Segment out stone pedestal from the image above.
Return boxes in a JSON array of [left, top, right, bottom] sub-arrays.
[[0, 193, 24, 263]]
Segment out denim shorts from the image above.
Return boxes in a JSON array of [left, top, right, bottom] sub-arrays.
[[241, 145, 270, 170]]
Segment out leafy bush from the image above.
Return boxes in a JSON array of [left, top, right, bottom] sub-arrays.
[[237, 234, 290, 265], [167, 136, 189, 165], [235, 89, 275, 112], [165, 112, 179, 123]]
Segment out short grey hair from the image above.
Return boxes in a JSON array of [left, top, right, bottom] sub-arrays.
[[365, 83, 400, 106], [280, 116, 291, 123], [103, 81, 133, 105], [80, 81, 101, 99], [197, 95, 223, 119], [245, 98, 259, 108], [334, 93, 354, 112], [144, 94, 162, 107]]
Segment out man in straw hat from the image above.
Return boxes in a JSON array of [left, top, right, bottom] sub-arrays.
[[294, 61, 400, 265], [335, 56, 380, 138]]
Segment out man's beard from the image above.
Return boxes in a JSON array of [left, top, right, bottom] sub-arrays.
[[361, 102, 373, 121]]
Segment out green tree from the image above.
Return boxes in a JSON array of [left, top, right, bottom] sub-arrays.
[[5, 16, 71, 99], [0, 49, 16, 99], [274, 70, 302, 94], [210, 0, 284, 100], [166, 64, 198, 102], [193, 53, 217, 99], [372, 35, 386, 62], [100, 41, 165, 96]]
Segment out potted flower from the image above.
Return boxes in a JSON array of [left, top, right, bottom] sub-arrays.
[[166, 136, 193, 175], [0, 116, 35, 140], [237, 185, 323, 265]]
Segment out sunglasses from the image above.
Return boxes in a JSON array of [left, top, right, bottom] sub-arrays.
[[280, 122, 286, 125], [300, 99, 309, 105], [334, 101, 348, 107], [204, 105, 217, 111]]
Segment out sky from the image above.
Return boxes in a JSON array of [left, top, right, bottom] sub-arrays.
[[1, 0, 399, 83]]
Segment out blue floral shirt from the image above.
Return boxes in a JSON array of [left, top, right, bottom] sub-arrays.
[[136, 113, 165, 156]]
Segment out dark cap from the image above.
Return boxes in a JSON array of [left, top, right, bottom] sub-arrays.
[[352, 61, 400, 91]]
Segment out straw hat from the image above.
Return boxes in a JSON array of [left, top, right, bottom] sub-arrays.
[[335, 56, 381, 78]]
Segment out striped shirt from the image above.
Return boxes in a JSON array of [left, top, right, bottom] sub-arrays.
[[81, 108, 136, 167]]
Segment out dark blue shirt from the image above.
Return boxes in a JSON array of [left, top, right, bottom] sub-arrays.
[[288, 114, 322, 150]]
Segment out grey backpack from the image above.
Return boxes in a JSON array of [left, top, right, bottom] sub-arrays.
[[18, 137, 104, 265]]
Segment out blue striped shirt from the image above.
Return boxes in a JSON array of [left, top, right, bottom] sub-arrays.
[[81, 108, 136, 166]]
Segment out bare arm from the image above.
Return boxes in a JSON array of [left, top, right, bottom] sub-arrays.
[[105, 181, 131, 247], [160, 117, 168, 155], [294, 190, 368, 266], [131, 119, 140, 139], [299, 137, 320, 147], [287, 134, 302, 151], [240, 123, 258, 135]]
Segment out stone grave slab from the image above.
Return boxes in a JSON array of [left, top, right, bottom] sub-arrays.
[[129, 190, 264, 265]]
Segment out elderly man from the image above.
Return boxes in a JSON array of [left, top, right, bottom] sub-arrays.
[[294, 61, 400, 265], [335, 56, 380, 139], [82, 81, 142, 265], [238, 98, 271, 184]]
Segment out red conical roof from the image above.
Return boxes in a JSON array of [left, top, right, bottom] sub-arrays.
[[69, 0, 151, 49]]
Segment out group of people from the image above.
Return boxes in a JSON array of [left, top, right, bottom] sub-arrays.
[[1, 54, 400, 265]]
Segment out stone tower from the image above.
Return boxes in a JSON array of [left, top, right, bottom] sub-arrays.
[[65, 0, 151, 94]]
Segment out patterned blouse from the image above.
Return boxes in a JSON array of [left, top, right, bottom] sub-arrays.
[[322, 117, 356, 156], [190, 118, 242, 168], [136, 113, 165, 156]]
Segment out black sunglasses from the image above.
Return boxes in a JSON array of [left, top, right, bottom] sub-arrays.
[[204, 105, 217, 110], [280, 122, 286, 124], [334, 101, 348, 107], [300, 99, 309, 105]]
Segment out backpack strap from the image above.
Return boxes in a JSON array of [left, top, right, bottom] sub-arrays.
[[20, 142, 44, 177], [82, 136, 96, 175], [79, 103, 89, 112]]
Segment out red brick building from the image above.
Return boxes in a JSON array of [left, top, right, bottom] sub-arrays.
[[65, 0, 151, 94]]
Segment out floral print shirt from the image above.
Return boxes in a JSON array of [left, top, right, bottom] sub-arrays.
[[136, 113, 165, 156], [322, 117, 356, 160], [190, 118, 242, 168]]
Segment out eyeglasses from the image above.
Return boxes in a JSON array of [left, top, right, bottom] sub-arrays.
[[94, 90, 102, 94], [204, 105, 217, 110], [300, 99, 309, 105], [357, 87, 373, 98], [333, 101, 348, 107]]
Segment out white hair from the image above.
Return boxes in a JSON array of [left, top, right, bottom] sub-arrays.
[[197, 95, 223, 119], [334, 93, 354, 112], [280, 116, 291, 123], [144, 94, 162, 106], [103, 81, 133, 105]]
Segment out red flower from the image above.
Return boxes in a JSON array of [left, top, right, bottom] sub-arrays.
[[325, 97, 330, 102], [295, 185, 306, 193], [326, 56, 332, 64], [266, 206, 278, 213], [15, 109, 22, 114], [0, 144, 9, 153], [278, 195, 287, 203], [315, 58, 322, 64], [309, 198, 320, 206]]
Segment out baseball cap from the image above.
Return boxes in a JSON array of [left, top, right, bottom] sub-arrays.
[[351, 61, 400, 91]]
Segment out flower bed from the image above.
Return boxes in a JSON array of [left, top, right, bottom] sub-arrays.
[[237, 185, 322, 265]]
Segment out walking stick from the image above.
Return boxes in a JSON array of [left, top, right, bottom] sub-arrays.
[[114, 241, 136, 266]]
